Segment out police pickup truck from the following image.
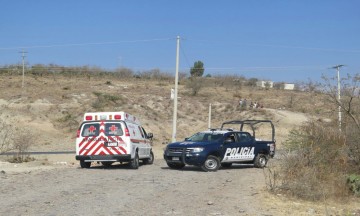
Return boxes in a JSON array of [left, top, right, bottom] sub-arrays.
[[163, 120, 275, 172]]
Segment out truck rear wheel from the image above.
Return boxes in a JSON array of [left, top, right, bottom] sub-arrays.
[[201, 155, 220, 172], [129, 153, 139, 169], [142, 151, 154, 165], [254, 154, 268, 168], [80, 160, 91, 168]]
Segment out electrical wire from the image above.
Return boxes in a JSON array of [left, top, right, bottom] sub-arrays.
[[0, 38, 174, 50]]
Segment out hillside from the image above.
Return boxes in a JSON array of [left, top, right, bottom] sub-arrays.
[[0, 74, 328, 154], [0, 74, 330, 156]]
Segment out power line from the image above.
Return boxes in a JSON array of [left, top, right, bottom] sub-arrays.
[[0, 38, 174, 50], [186, 39, 360, 53]]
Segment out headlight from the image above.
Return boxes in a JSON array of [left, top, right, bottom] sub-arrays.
[[188, 147, 204, 153]]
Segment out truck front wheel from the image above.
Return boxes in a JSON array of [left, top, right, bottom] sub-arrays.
[[201, 155, 220, 172], [254, 154, 268, 168]]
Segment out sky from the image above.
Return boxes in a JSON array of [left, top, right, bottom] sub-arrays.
[[0, 0, 359, 83]]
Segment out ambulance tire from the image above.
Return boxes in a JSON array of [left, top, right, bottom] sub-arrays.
[[80, 160, 91, 168], [201, 155, 220, 172], [129, 153, 139, 169], [254, 154, 268, 168], [166, 162, 185, 169], [142, 151, 154, 165]]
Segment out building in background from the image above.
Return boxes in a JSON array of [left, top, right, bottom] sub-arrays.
[[256, 80, 274, 89]]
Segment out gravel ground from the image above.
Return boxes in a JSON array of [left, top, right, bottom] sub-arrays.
[[0, 159, 274, 216]]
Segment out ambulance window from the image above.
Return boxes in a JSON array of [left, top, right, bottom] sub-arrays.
[[105, 123, 123, 136], [138, 126, 144, 138], [82, 124, 100, 137]]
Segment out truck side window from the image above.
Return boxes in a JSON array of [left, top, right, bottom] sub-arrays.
[[225, 134, 236, 143], [236, 133, 251, 143]]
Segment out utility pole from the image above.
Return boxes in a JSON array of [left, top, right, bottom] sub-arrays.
[[20, 49, 27, 88], [208, 103, 212, 129], [171, 36, 180, 142], [331, 64, 344, 132], [118, 56, 122, 68]]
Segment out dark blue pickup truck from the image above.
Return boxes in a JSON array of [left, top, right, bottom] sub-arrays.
[[163, 120, 276, 172]]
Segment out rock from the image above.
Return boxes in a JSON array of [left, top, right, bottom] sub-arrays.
[[307, 208, 316, 215], [207, 201, 214, 205], [0, 170, 5, 174]]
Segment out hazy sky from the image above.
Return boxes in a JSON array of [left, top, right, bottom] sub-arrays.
[[1, 0, 359, 82]]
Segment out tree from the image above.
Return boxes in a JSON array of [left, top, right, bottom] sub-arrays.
[[190, 61, 204, 77]]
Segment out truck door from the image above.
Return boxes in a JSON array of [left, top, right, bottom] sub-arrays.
[[220, 132, 240, 162], [234, 132, 256, 161]]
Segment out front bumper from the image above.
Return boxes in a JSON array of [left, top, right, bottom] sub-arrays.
[[163, 148, 207, 166]]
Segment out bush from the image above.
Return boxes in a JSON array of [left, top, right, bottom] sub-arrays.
[[347, 174, 360, 196], [278, 120, 350, 200], [0, 120, 36, 163], [91, 92, 125, 110], [185, 77, 204, 96], [57, 112, 79, 132]]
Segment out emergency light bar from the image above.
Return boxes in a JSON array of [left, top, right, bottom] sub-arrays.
[[83, 112, 138, 124], [84, 114, 122, 121]]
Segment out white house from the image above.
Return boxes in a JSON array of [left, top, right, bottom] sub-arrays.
[[284, 83, 295, 90], [256, 80, 273, 88]]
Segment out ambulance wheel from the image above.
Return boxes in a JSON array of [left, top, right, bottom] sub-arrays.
[[80, 160, 91, 168], [142, 151, 154, 165], [254, 154, 268, 168], [101, 162, 113, 167], [201, 155, 220, 172], [166, 162, 185, 169], [129, 153, 139, 169], [221, 163, 232, 168]]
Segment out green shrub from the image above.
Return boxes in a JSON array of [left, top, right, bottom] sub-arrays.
[[347, 174, 360, 196]]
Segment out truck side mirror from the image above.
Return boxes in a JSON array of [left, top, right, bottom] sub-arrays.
[[147, 133, 153, 139], [184, 137, 189, 141]]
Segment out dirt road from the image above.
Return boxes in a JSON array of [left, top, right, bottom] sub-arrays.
[[0, 159, 275, 216]]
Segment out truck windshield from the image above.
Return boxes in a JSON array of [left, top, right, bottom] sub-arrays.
[[187, 132, 223, 142]]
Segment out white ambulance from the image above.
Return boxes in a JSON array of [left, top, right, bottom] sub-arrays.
[[75, 112, 154, 169]]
